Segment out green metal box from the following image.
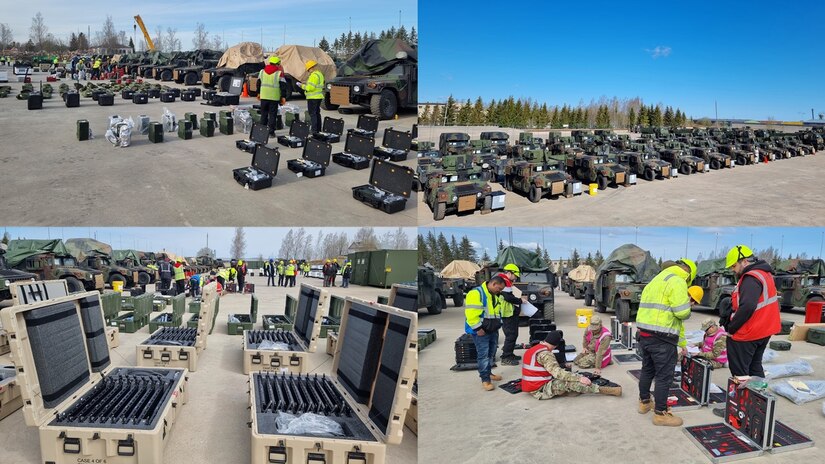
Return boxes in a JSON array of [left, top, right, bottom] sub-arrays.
[[319, 315, 340, 338], [807, 327, 825, 346], [219, 116, 234, 135], [199, 118, 215, 137], [184, 112, 198, 130], [148, 122, 164, 143], [100, 291, 122, 323], [148, 293, 185, 333], [365, 249, 417, 288], [77, 119, 90, 141], [227, 294, 258, 335], [348, 251, 372, 286], [178, 120, 192, 140]]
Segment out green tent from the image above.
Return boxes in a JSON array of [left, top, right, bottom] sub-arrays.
[[6, 239, 71, 267], [596, 244, 660, 283], [493, 246, 547, 272], [776, 259, 825, 276], [65, 238, 113, 261], [697, 257, 730, 277]]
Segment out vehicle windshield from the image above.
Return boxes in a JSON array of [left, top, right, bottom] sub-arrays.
[[519, 272, 551, 284], [614, 273, 634, 283], [805, 276, 824, 286], [440, 174, 459, 183], [593, 157, 604, 164], [718, 275, 735, 286], [58, 256, 77, 267]]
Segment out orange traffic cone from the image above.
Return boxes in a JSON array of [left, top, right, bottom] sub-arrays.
[[242, 82, 249, 98]]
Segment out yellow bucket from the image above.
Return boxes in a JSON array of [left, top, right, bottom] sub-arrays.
[[588, 183, 598, 196], [576, 308, 594, 328], [112, 281, 124, 293]]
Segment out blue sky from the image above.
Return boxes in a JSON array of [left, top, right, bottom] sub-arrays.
[[420, 227, 825, 263], [420, 0, 824, 121], [6, 1, 416, 52], [2, 227, 416, 259]]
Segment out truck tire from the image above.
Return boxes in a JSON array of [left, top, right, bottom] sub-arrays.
[[617, 299, 631, 323], [160, 70, 172, 81], [143, 69, 153, 78], [585, 293, 593, 306], [528, 186, 542, 203], [574, 288, 583, 299], [504, 176, 513, 192], [138, 271, 151, 285], [595, 301, 607, 313], [597, 175, 608, 190], [322, 92, 339, 111], [218, 75, 232, 92], [710, 159, 721, 170], [370, 89, 397, 120], [680, 163, 691, 175], [543, 302, 555, 322], [483, 194, 493, 211], [109, 274, 126, 288], [643, 169, 655, 181], [736, 155, 747, 166], [427, 291, 444, 315], [184, 72, 198, 86], [434, 202, 446, 221], [65, 276, 84, 294], [453, 291, 465, 307]]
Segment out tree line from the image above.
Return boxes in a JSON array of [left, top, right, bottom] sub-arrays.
[[318, 25, 416, 61]]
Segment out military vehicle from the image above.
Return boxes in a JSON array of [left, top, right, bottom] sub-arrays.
[[616, 149, 672, 181], [503, 150, 578, 202], [417, 266, 465, 314], [202, 42, 265, 92], [423, 154, 496, 221], [780, 135, 814, 156], [799, 130, 825, 151], [476, 246, 556, 323], [657, 141, 707, 175], [0, 244, 36, 301], [113, 249, 156, 284], [322, 39, 417, 119], [593, 244, 660, 322], [137, 51, 175, 79], [5, 239, 104, 293], [567, 264, 596, 300], [65, 238, 139, 288], [686, 139, 732, 169], [692, 258, 736, 314], [774, 259, 825, 311], [249, 44, 336, 100], [566, 150, 630, 189], [773, 137, 806, 157], [438, 132, 471, 155], [150, 51, 190, 81], [717, 143, 756, 165], [172, 49, 222, 85], [480, 131, 510, 154], [757, 141, 790, 160]]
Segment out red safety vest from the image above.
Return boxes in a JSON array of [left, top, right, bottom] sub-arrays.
[[585, 326, 613, 368], [702, 328, 728, 364], [731, 269, 781, 342], [521, 344, 553, 392]]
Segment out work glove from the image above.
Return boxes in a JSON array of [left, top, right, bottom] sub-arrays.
[[280, 98, 286, 105]]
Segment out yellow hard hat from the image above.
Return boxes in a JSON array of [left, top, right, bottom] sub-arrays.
[[305, 60, 317, 71], [326, 259, 331, 263], [503, 263, 520, 277], [688, 286, 704, 304], [678, 258, 697, 285], [726, 245, 754, 268], [333, 259, 338, 263], [238, 260, 243, 265], [268, 56, 280, 65]]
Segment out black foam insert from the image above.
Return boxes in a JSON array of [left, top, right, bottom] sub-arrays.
[[337, 303, 387, 404], [24, 301, 90, 409], [79, 295, 111, 372], [252, 144, 280, 176], [293, 286, 320, 347], [391, 287, 417, 312], [289, 120, 310, 139], [369, 315, 411, 435], [381, 128, 412, 151], [246, 330, 302, 351]]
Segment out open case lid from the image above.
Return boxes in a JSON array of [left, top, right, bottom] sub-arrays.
[[322, 117, 345, 135], [249, 294, 259, 321], [724, 376, 776, 449], [0, 291, 111, 427], [291, 283, 329, 352], [194, 282, 219, 350], [251, 144, 280, 176], [388, 284, 417, 312], [10, 279, 68, 306], [284, 294, 298, 321], [344, 131, 375, 157], [171, 292, 186, 319], [332, 298, 418, 445], [227, 76, 244, 95], [368, 159, 414, 198], [301, 138, 332, 166], [411, 123, 418, 139], [381, 127, 412, 151], [356, 114, 380, 133], [289, 120, 311, 139], [249, 123, 270, 144]]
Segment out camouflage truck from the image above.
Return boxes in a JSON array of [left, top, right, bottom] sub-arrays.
[[686, 139, 733, 169], [173, 49, 223, 86], [480, 131, 510, 154], [566, 150, 630, 189], [322, 39, 416, 119], [692, 258, 736, 315], [503, 149, 578, 202], [423, 154, 496, 221], [774, 259, 825, 311], [476, 246, 556, 323], [438, 132, 471, 155], [417, 266, 465, 315], [113, 249, 156, 284], [137, 51, 175, 79], [757, 140, 791, 160], [593, 244, 660, 322], [616, 149, 672, 181], [717, 143, 756, 165], [657, 141, 707, 175], [736, 141, 768, 162], [798, 130, 824, 151], [0, 244, 36, 301], [151, 51, 192, 81], [202, 42, 265, 92], [6, 239, 104, 293], [773, 137, 806, 157], [782, 135, 815, 156], [66, 238, 139, 288]]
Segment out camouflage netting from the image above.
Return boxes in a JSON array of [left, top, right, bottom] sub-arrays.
[[776, 259, 825, 276], [272, 45, 336, 81], [568, 264, 596, 283], [493, 246, 548, 272], [6, 239, 71, 267], [697, 257, 729, 277], [65, 238, 113, 261], [217, 42, 263, 69], [337, 39, 416, 77], [596, 244, 660, 283]]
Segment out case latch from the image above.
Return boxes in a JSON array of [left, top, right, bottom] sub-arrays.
[[289, 355, 300, 367], [160, 351, 171, 362], [307, 452, 326, 463], [179, 350, 189, 361], [61, 436, 81, 454], [346, 451, 367, 464], [267, 445, 287, 463], [143, 349, 153, 359], [117, 435, 135, 456], [271, 357, 281, 367], [252, 353, 262, 365]]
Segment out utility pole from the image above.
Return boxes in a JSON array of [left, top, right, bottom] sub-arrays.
[[685, 228, 689, 257], [715, 100, 718, 126]]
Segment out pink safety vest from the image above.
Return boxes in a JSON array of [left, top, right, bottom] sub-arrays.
[[585, 326, 612, 368], [702, 328, 728, 364]]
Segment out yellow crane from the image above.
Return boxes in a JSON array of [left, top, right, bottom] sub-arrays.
[[134, 15, 155, 50]]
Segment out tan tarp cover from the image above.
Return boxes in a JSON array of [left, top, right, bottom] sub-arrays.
[[272, 44, 337, 81], [568, 264, 596, 283], [160, 251, 189, 265], [440, 260, 481, 280], [217, 42, 263, 69]]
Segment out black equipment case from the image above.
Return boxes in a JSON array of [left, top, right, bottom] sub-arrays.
[[348, 114, 380, 137], [287, 138, 332, 178], [352, 159, 414, 214], [332, 132, 375, 170], [311, 116, 345, 143], [373, 127, 413, 161], [233, 144, 280, 190], [236, 123, 270, 154], [277, 119, 310, 148], [205, 76, 242, 106]]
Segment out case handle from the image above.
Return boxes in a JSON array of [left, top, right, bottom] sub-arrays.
[[143, 349, 153, 359], [271, 357, 281, 368], [117, 435, 135, 456], [62, 437, 81, 454], [179, 350, 189, 361], [346, 451, 367, 464], [289, 355, 301, 367], [252, 354, 262, 365], [267, 445, 287, 464], [307, 453, 326, 463], [160, 352, 171, 362]]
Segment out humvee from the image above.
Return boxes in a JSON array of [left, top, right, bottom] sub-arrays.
[[6, 240, 104, 293], [774, 259, 825, 311], [503, 152, 578, 202], [480, 131, 510, 154], [417, 266, 466, 314], [658, 141, 707, 175], [593, 244, 660, 322], [438, 132, 471, 155], [0, 245, 36, 300], [692, 259, 736, 315], [616, 150, 672, 181], [566, 150, 631, 189], [423, 155, 497, 221]]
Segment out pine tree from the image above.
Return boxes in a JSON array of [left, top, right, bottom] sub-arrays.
[[431, 105, 443, 126], [419, 104, 431, 125], [571, 249, 581, 267], [638, 105, 648, 127], [449, 235, 461, 262], [550, 106, 560, 129], [444, 95, 458, 126], [663, 106, 674, 128], [627, 107, 636, 129], [459, 236, 477, 262], [542, 248, 551, 265], [499, 239, 505, 251], [471, 97, 485, 125], [437, 233, 452, 269], [417, 234, 428, 265], [594, 250, 604, 267], [481, 250, 491, 263], [318, 37, 330, 52], [584, 252, 594, 266], [651, 105, 663, 127], [409, 27, 417, 46], [457, 98, 472, 125], [426, 232, 439, 266]]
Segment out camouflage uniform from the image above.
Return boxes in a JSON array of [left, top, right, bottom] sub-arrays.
[[694, 332, 727, 369], [573, 330, 613, 369], [531, 350, 600, 400]]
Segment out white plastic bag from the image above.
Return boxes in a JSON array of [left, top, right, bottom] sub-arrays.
[[764, 359, 814, 380], [258, 340, 290, 351], [229, 315, 240, 323], [275, 412, 344, 436], [762, 348, 778, 363], [136, 114, 150, 135], [162, 107, 177, 132], [233, 108, 252, 134], [769, 379, 825, 404], [685, 330, 705, 347]]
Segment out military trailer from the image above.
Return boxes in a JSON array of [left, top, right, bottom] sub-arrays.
[[323, 39, 417, 119], [616, 150, 672, 181], [774, 259, 825, 311], [0, 245, 36, 301], [476, 246, 556, 323], [202, 42, 265, 92], [593, 244, 660, 322], [692, 258, 736, 315], [5, 239, 104, 293]]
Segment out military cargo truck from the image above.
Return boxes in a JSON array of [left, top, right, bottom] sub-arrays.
[[6, 239, 104, 293], [172, 49, 222, 86], [774, 259, 825, 311], [417, 266, 465, 314], [593, 244, 660, 322], [0, 244, 36, 300], [113, 249, 155, 285]]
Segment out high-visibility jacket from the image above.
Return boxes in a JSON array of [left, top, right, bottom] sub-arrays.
[[731, 269, 781, 342], [464, 282, 502, 334], [496, 273, 516, 317], [218, 268, 229, 280], [585, 326, 613, 368], [173, 264, 185, 281], [93, 59, 101, 69], [285, 265, 295, 276], [159, 262, 172, 278], [304, 70, 324, 99], [53, 57, 58, 64], [635, 265, 692, 347], [277, 264, 284, 275], [702, 328, 728, 364], [258, 70, 282, 101], [229, 267, 237, 280], [521, 344, 553, 392]]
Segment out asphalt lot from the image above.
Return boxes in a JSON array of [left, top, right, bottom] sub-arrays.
[[0, 276, 416, 463], [416, 125, 825, 226], [418, 291, 825, 464], [0, 66, 417, 226]]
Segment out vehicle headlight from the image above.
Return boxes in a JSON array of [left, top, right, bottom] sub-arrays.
[[4, 280, 10, 287], [353, 85, 360, 92], [477, 192, 482, 198], [326, 84, 332, 90], [452, 196, 457, 202], [529, 294, 537, 301]]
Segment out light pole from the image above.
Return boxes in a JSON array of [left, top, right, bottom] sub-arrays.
[[819, 231, 824, 260], [715, 232, 719, 256]]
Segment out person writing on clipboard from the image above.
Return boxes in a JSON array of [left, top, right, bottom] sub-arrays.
[[498, 264, 531, 366]]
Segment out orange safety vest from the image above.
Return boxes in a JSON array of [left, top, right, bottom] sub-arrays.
[[585, 326, 613, 368], [731, 269, 781, 342], [521, 344, 553, 392]]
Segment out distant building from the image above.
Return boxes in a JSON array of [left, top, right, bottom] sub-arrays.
[[91, 45, 131, 56]]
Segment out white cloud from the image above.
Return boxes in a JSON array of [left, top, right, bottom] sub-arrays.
[[645, 46, 672, 59]]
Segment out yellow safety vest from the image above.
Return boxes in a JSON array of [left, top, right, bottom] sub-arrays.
[[258, 70, 281, 101], [93, 59, 101, 69], [635, 265, 692, 347], [173, 265, 185, 281], [304, 70, 324, 99], [465, 282, 502, 332], [218, 268, 229, 280], [285, 265, 295, 276]]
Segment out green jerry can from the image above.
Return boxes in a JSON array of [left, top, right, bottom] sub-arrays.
[[178, 120, 192, 140], [219, 116, 234, 135], [185, 112, 198, 130], [250, 108, 261, 124], [200, 118, 215, 137], [219, 109, 232, 120], [806, 327, 825, 346], [769, 340, 791, 351], [77, 119, 90, 141], [203, 111, 217, 122], [148, 122, 164, 143], [285, 111, 299, 127]]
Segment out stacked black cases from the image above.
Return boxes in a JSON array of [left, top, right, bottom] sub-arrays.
[[122, 89, 135, 100], [332, 132, 374, 170], [236, 123, 270, 153], [233, 144, 280, 190], [312, 117, 345, 143], [277, 120, 310, 148], [373, 128, 413, 161], [348, 114, 380, 137], [352, 159, 414, 214], [202, 89, 216, 101], [452, 333, 480, 370], [65, 92, 80, 107], [287, 139, 332, 178], [160, 91, 176, 103]]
